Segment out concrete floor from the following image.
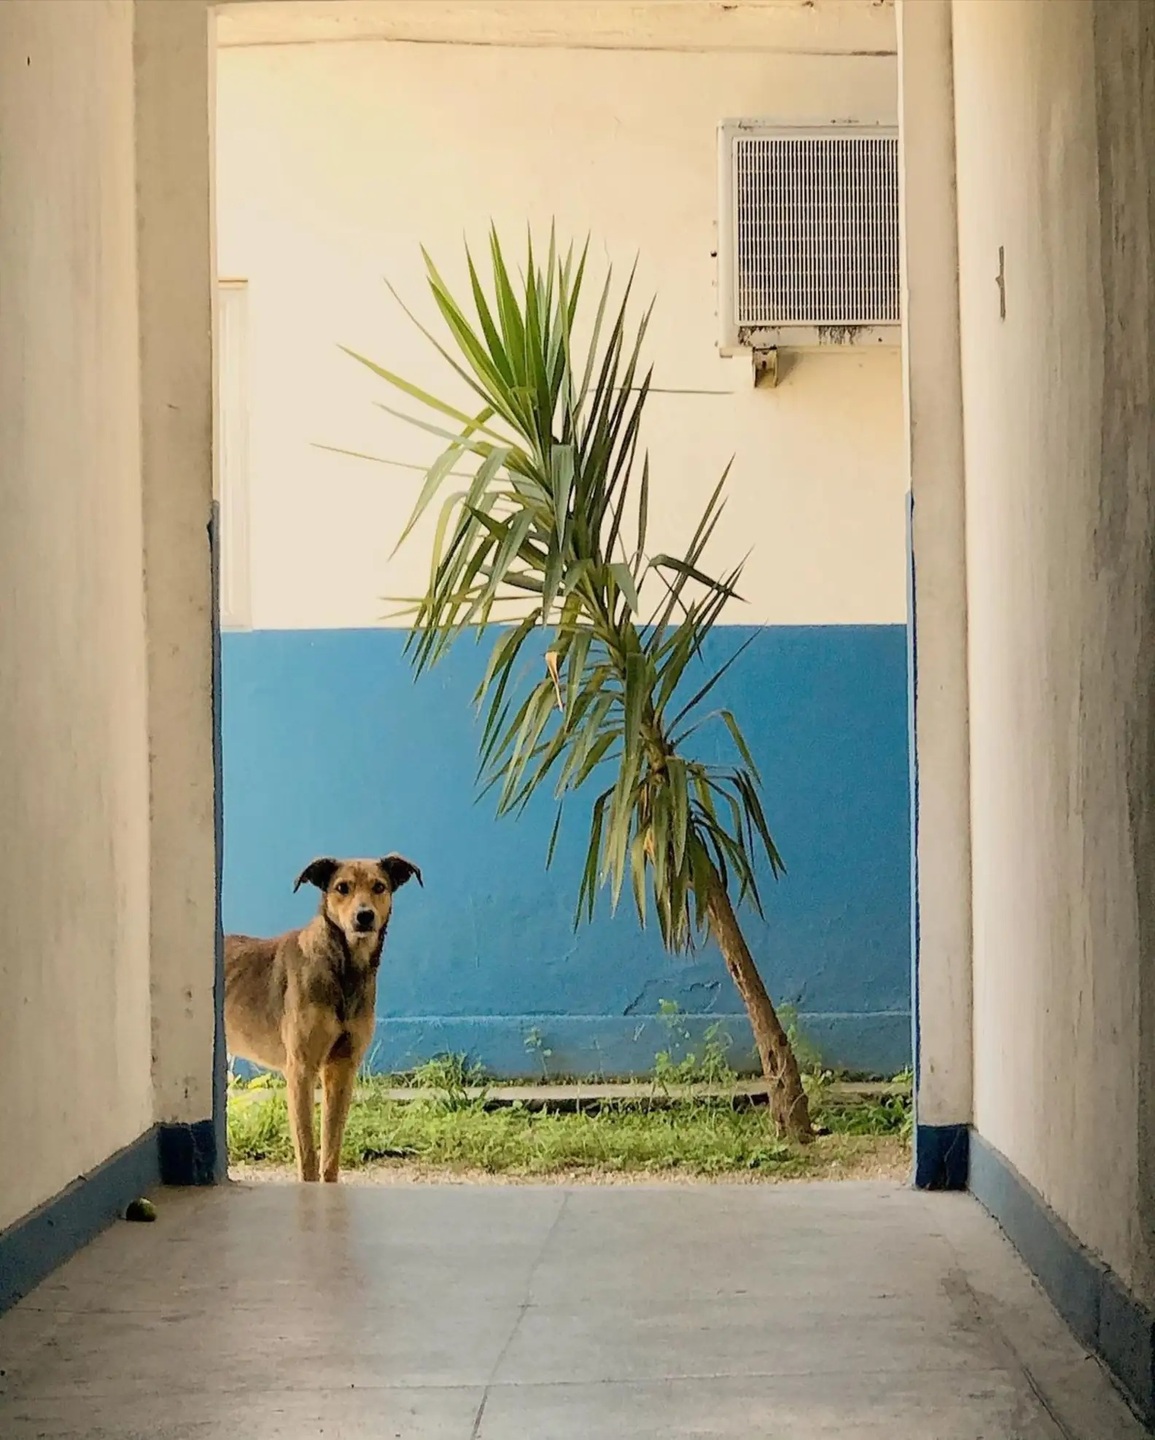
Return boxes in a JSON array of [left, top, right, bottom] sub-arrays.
[[0, 1180, 1147, 1439]]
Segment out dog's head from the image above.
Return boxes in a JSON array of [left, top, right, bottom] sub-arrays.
[[293, 855, 422, 944]]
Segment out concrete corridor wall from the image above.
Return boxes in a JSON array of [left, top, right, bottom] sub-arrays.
[[0, 0, 153, 1234], [953, 0, 1155, 1305], [0, 0, 217, 1240]]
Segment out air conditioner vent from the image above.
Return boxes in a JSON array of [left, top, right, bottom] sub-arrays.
[[719, 124, 900, 354]]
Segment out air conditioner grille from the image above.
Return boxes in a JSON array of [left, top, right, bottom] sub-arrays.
[[733, 134, 899, 328]]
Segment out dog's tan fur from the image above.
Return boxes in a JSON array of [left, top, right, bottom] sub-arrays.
[[224, 854, 422, 1182]]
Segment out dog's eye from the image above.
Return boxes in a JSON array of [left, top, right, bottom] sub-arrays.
[[372, 881, 387, 895], [334, 881, 351, 896]]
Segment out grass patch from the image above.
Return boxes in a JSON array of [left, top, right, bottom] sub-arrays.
[[228, 1074, 911, 1181], [229, 1011, 912, 1182]]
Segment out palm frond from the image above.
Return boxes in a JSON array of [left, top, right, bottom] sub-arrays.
[[347, 229, 782, 952]]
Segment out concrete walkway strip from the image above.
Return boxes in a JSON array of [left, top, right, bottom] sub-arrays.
[[0, 1181, 1144, 1437], [228, 1078, 908, 1108]]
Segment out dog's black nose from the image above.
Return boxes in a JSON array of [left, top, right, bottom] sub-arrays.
[[354, 908, 376, 931]]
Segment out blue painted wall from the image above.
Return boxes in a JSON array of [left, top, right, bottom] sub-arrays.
[[221, 625, 911, 1078]]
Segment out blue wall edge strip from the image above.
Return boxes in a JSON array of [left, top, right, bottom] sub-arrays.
[[912, 1121, 968, 1191], [157, 1120, 220, 1188], [969, 1131, 1155, 1427], [209, 503, 228, 1183], [906, 490, 926, 1175], [0, 1118, 222, 1318], [0, 1129, 160, 1316]]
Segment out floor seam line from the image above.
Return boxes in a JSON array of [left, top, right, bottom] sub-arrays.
[[467, 1390, 489, 1439], [469, 1190, 571, 1435]]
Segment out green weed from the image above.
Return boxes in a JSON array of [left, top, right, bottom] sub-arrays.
[[405, 1052, 488, 1112], [523, 1027, 554, 1081], [652, 1000, 740, 1092], [228, 1082, 912, 1177]]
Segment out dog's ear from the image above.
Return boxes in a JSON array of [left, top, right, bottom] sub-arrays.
[[293, 857, 339, 893], [379, 854, 423, 891]]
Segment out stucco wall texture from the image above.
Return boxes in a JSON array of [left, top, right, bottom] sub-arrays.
[[0, 0, 153, 1231], [954, 0, 1155, 1303]]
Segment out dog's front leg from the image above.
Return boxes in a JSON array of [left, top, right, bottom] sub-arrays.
[[285, 1061, 320, 1181], [321, 1057, 358, 1182]]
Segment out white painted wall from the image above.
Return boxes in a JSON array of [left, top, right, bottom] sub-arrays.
[[0, 0, 153, 1231], [955, 0, 1155, 1301], [214, 13, 905, 631]]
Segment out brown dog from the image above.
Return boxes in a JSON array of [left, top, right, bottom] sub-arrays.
[[225, 855, 422, 1181]]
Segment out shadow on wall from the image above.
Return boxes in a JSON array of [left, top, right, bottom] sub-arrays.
[[221, 623, 910, 1079]]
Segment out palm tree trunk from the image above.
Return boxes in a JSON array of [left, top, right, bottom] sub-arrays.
[[705, 875, 812, 1143]]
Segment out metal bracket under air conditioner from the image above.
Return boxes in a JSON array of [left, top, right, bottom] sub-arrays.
[[732, 324, 901, 390], [752, 348, 779, 389]]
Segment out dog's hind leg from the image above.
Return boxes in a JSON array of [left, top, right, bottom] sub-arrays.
[[321, 1052, 358, 1182], [285, 1061, 321, 1181]]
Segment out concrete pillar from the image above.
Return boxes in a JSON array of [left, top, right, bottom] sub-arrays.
[[134, 0, 222, 1182], [896, 0, 973, 1187]]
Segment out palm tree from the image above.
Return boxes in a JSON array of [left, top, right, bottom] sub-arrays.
[[345, 230, 812, 1141]]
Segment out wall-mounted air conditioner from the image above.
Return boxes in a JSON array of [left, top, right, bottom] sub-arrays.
[[717, 122, 900, 384]]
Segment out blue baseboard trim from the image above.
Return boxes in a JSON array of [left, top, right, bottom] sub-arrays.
[[913, 1121, 969, 1190], [970, 1131, 1155, 1427], [157, 1119, 220, 1187], [0, 1128, 160, 1315]]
